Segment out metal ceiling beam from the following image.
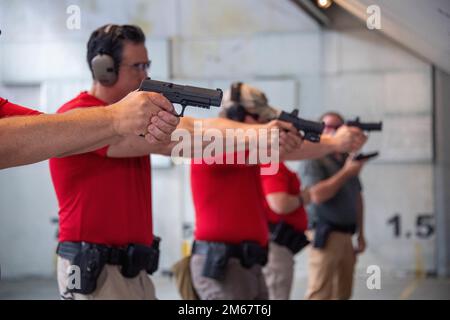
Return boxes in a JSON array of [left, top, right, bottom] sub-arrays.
[[290, 0, 331, 27]]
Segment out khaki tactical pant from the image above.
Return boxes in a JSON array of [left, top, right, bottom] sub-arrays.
[[57, 256, 156, 300], [190, 254, 269, 300], [262, 241, 295, 300], [305, 231, 356, 300]]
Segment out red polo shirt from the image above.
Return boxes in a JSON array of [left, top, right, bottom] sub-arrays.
[[260, 162, 308, 232], [49, 92, 153, 246], [0, 98, 42, 117], [190, 153, 269, 247]]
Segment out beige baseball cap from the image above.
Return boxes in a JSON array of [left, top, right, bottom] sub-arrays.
[[219, 83, 280, 122]]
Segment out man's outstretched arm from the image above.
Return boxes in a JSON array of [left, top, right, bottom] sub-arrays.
[[0, 91, 176, 169], [105, 115, 301, 159], [283, 125, 367, 160]]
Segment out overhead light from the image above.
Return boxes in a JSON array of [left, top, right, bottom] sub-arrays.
[[316, 0, 333, 9]]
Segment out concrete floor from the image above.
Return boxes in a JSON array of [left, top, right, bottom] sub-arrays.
[[1, 272, 449, 300]]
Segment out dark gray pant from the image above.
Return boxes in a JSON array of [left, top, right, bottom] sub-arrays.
[[190, 254, 269, 300]]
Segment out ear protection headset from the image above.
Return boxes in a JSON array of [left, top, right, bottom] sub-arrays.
[[225, 82, 248, 122], [91, 25, 122, 87]]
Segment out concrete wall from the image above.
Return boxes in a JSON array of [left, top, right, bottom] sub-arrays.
[[0, 0, 439, 279]]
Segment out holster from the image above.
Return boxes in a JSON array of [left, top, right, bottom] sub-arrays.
[[57, 237, 161, 295], [65, 243, 107, 295], [313, 223, 332, 249], [121, 237, 160, 278], [192, 240, 268, 281], [270, 222, 310, 254], [240, 241, 268, 268], [198, 242, 230, 281], [313, 222, 356, 249]]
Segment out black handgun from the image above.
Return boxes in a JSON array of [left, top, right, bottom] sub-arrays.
[[353, 151, 379, 161], [139, 78, 223, 117], [277, 109, 325, 143], [346, 117, 382, 132]]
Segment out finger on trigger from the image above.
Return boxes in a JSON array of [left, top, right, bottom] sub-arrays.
[[285, 122, 297, 134], [158, 110, 180, 126], [147, 92, 174, 112], [289, 131, 302, 141]]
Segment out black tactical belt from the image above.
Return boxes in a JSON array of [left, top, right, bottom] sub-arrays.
[[57, 241, 126, 265]]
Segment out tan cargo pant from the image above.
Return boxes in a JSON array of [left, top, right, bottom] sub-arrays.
[[262, 241, 295, 300], [305, 231, 356, 300], [57, 256, 156, 300], [190, 254, 269, 300]]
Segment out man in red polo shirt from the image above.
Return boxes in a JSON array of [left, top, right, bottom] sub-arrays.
[[50, 25, 175, 300], [189, 83, 367, 300], [189, 83, 301, 300], [260, 162, 310, 300], [0, 93, 176, 170], [190, 153, 273, 300], [50, 25, 301, 300]]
